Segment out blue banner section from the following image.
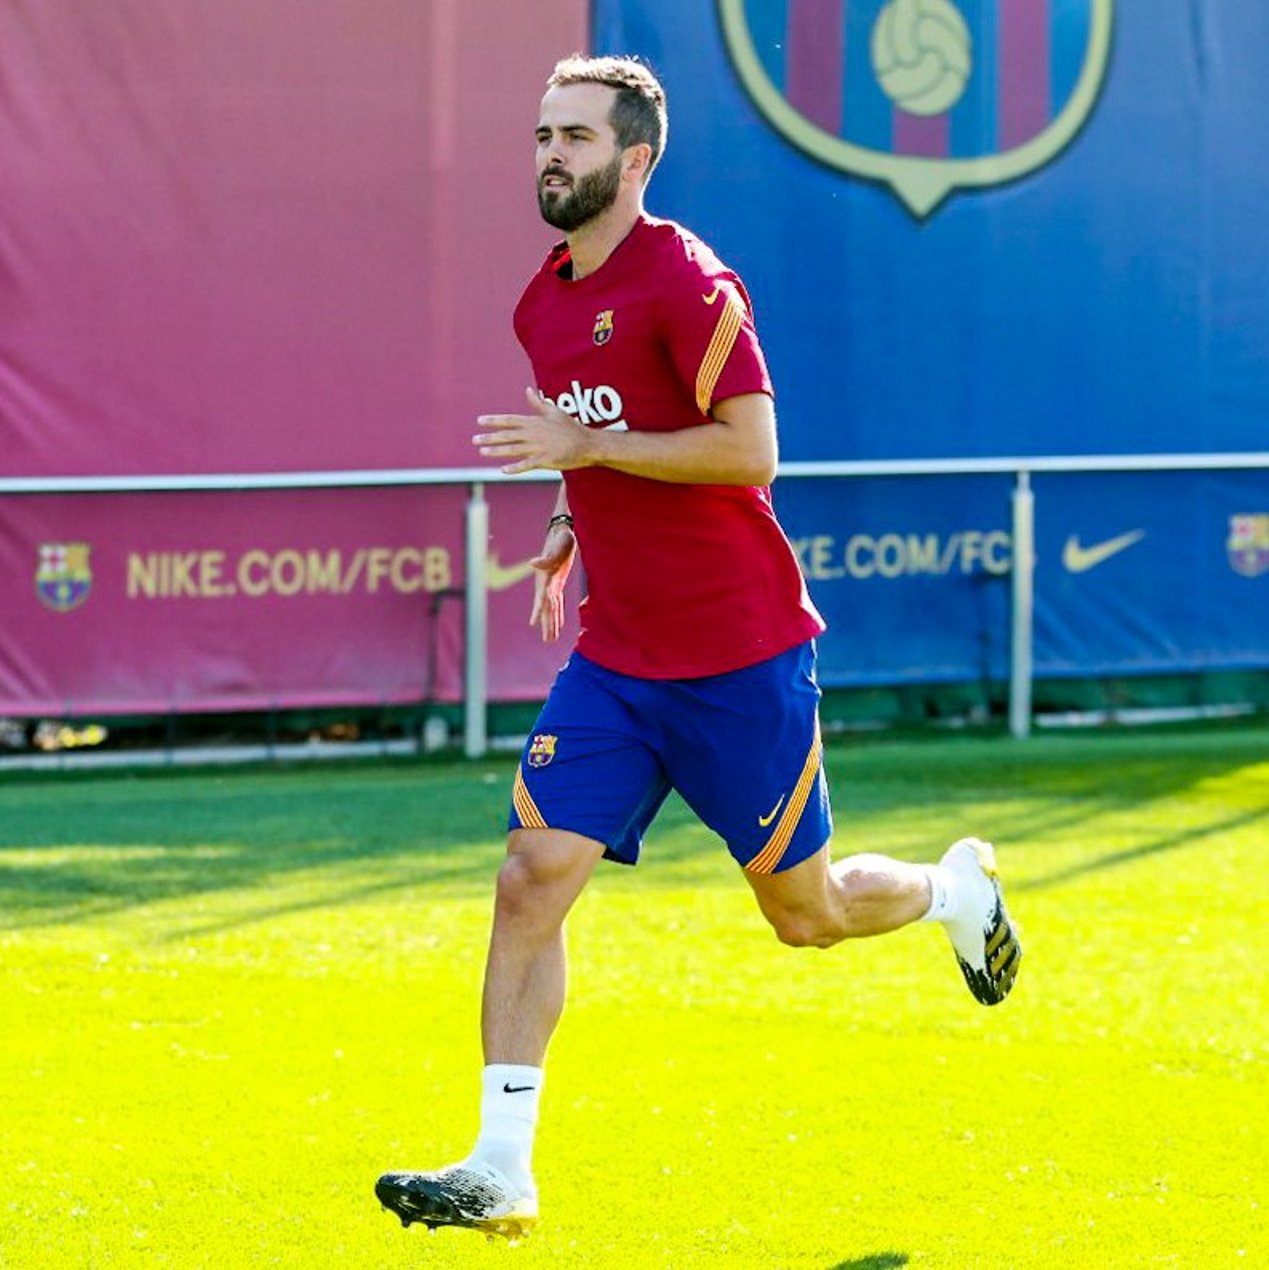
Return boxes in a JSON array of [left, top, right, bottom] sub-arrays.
[[774, 476, 1014, 685], [778, 471, 1269, 687], [1032, 471, 1269, 676], [594, 1, 1269, 685]]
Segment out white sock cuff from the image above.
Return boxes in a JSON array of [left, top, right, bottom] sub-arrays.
[[918, 863, 954, 923], [481, 1064, 544, 1121], [474, 1065, 544, 1182]]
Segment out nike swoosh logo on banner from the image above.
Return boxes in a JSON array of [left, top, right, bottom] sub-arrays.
[[1062, 530, 1147, 573], [486, 553, 536, 591], [758, 794, 786, 828], [702, 285, 723, 305]]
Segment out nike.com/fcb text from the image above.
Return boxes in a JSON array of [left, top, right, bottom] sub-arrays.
[[792, 531, 1012, 580], [126, 547, 453, 599]]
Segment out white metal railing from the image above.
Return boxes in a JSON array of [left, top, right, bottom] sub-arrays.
[[4, 452, 1268, 753]]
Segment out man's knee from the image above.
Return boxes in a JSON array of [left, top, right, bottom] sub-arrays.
[[765, 904, 842, 949], [494, 852, 540, 921], [494, 830, 603, 926]]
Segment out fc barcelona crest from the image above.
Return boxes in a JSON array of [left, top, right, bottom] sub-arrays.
[[718, 0, 1114, 217], [1228, 514, 1269, 578], [36, 542, 93, 612], [593, 310, 615, 346], [527, 733, 558, 767]]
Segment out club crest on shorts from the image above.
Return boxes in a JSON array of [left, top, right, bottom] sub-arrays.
[[717, 0, 1114, 217], [36, 542, 93, 612], [527, 733, 558, 767], [592, 310, 614, 346], [1227, 514, 1269, 577]]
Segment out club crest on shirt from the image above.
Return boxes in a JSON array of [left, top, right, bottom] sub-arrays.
[[36, 542, 93, 612], [592, 310, 614, 346], [527, 733, 558, 767]]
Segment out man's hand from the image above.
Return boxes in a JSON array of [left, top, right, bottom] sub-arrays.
[[475, 388, 593, 474], [528, 521, 576, 642]]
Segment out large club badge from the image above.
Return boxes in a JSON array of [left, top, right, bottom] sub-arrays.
[[718, 0, 1114, 217]]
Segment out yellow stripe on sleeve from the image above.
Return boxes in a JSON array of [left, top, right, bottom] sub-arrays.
[[512, 768, 548, 830], [745, 726, 822, 875], [694, 290, 746, 415]]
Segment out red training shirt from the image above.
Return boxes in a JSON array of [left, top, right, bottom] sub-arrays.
[[513, 214, 824, 679]]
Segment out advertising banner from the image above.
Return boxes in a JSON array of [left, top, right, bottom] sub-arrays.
[[0, 482, 575, 715], [3, 1, 1266, 715], [780, 471, 1269, 687]]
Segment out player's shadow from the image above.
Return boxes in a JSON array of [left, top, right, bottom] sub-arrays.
[[825, 1255, 908, 1270]]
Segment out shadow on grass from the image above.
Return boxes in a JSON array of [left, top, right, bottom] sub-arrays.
[[1016, 801, 1267, 892], [826, 1254, 908, 1270], [0, 756, 716, 932], [826, 722, 1269, 892], [2, 720, 1265, 929], [0, 758, 509, 929]]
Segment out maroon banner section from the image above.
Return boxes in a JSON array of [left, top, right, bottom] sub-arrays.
[[0, 0, 589, 713], [1, 484, 577, 715], [0, 0, 585, 476]]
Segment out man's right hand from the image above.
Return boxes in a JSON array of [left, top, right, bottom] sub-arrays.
[[528, 523, 576, 642]]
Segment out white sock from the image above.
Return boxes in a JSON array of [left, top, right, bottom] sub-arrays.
[[467, 1064, 543, 1190], [918, 863, 960, 923], [920, 839, 1002, 968]]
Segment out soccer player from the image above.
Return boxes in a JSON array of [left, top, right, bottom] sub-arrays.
[[376, 53, 1021, 1242]]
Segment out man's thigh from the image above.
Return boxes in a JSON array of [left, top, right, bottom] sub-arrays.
[[509, 654, 672, 866]]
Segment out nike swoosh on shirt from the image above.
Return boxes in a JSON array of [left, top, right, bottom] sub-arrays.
[[486, 553, 537, 591], [1062, 530, 1146, 573], [758, 794, 786, 828], [702, 284, 723, 305]]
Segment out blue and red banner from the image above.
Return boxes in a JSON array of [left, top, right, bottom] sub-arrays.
[[1, 0, 1266, 717]]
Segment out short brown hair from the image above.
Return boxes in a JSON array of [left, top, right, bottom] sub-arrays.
[[547, 54, 668, 180]]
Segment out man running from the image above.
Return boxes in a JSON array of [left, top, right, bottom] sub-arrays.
[[376, 53, 1020, 1243]]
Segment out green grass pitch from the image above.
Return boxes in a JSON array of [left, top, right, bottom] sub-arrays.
[[1, 722, 1265, 1268]]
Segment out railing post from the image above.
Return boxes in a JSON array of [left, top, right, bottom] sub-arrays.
[[463, 481, 488, 758], [1009, 469, 1035, 739]]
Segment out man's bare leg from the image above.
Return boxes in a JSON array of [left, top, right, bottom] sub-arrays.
[[746, 838, 1021, 1003], [745, 845, 930, 945], [481, 828, 606, 1065], [376, 829, 603, 1238]]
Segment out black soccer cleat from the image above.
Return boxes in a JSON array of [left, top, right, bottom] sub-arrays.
[[376, 1162, 537, 1243]]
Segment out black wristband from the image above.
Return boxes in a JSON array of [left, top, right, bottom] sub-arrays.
[[548, 513, 575, 531]]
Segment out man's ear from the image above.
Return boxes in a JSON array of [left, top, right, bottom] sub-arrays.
[[624, 142, 653, 182]]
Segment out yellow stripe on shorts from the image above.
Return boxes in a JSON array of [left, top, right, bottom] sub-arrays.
[[512, 768, 548, 830], [745, 725, 822, 875]]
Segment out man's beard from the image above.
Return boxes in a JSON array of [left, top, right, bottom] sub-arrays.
[[537, 153, 623, 232]]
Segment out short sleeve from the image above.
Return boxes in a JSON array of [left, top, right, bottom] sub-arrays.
[[662, 271, 773, 417]]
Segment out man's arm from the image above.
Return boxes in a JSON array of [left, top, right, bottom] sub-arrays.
[[475, 387, 778, 486]]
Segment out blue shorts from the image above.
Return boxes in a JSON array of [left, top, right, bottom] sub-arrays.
[[509, 641, 832, 874]]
